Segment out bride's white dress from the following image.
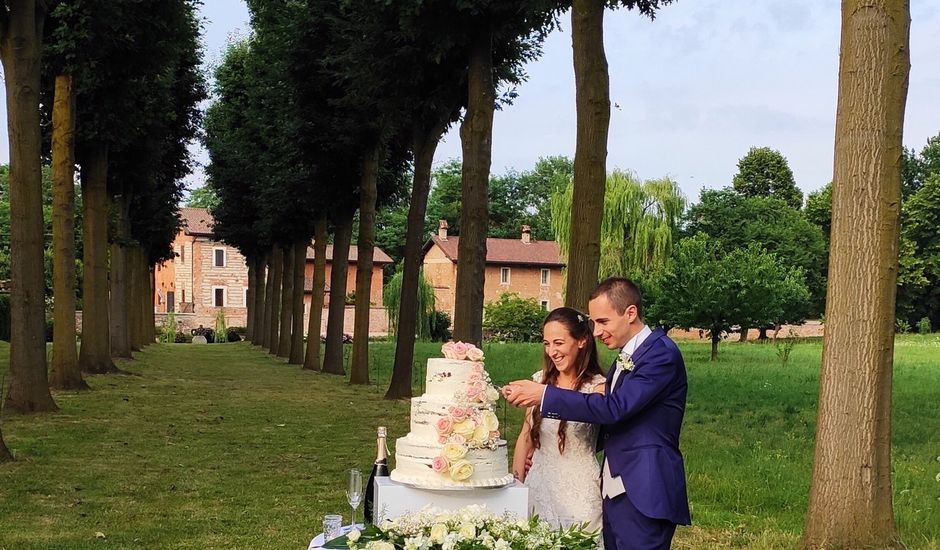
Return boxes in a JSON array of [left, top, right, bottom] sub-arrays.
[[524, 371, 605, 535]]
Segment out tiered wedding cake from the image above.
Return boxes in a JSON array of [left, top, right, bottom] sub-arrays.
[[390, 342, 514, 489]]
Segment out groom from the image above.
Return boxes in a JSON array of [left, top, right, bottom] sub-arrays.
[[504, 277, 691, 549]]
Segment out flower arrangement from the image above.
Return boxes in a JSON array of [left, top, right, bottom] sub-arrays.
[[323, 505, 599, 550], [442, 341, 485, 362], [429, 344, 502, 481]]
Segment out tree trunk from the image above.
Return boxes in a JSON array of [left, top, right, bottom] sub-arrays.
[[350, 146, 380, 384], [303, 218, 328, 371], [739, 327, 748, 342], [253, 254, 267, 346], [246, 257, 255, 343], [49, 74, 87, 391], [277, 244, 294, 358], [565, 0, 610, 311], [453, 26, 494, 346], [289, 240, 306, 364], [710, 330, 719, 361], [387, 124, 445, 399], [127, 246, 141, 352], [138, 249, 152, 348], [78, 144, 119, 374], [324, 212, 354, 375], [148, 265, 157, 345], [261, 250, 275, 350], [0, 0, 57, 413], [267, 246, 283, 355], [0, 425, 12, 462], [109, 189, 132, 359], [801, 2, 909, 548]]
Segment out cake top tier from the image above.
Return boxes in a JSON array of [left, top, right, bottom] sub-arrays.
[[425, 343, 499, 406]]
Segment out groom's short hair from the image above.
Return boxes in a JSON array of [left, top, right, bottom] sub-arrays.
[[591, 277, 643, 319]]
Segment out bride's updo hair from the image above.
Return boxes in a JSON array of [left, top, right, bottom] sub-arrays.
[[530, 307, 604, 454]]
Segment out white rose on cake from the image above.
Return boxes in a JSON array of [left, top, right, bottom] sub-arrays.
[[449, 459, 475, 481], [452, 419, 475, 436], [442, 442, 468, 461], [481, 410, 499, 432], [472, 425, 490, 445]]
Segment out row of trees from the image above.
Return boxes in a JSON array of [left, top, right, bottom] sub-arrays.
[[203, 0, 673, 400], [0, 0, 205, 418]]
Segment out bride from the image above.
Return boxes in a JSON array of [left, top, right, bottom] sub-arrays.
[[512, 307, 605, 535]]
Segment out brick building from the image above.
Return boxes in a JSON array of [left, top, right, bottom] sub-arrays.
[[154, 207, 392, 335], [422, 220, 566, 318]]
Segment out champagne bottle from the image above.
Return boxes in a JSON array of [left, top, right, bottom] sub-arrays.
[[363, 426, 389, 524]]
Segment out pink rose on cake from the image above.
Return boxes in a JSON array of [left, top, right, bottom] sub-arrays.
[[452, 342, 470, 358], [436, 417, 453, 435], [441, 341, 459, 359], [449, 433, 467, 445], [449, 406, 469, 421], [431, 456, 450, 473], [466, 346, 485, 362], [466, 382, 485, 401]]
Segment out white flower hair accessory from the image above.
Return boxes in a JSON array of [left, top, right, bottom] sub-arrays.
[[616, 349, 635, 373]]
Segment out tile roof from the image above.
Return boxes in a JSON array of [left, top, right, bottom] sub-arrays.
[[423, 235, 565, 267], [180, 207, 393, 264], [180, 207, 215, 236], [305, 245, 394, 265]]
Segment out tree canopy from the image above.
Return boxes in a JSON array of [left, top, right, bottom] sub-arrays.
[[732, 146, 803, 209]]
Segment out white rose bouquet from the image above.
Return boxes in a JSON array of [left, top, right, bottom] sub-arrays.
[[322, 505, 598, 550]]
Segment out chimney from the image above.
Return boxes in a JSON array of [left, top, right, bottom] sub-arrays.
[[438, 219, 449, 240], [521, 225, 531, 244]]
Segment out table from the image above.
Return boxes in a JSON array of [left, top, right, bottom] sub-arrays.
[[308, 477, 529, 548], [374, 476, 529, 521]]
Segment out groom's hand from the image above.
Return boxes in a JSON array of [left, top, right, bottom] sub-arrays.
[[503, 380, 545, 407]]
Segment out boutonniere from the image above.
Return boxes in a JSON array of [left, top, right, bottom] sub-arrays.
[[616, 350, 635, 373]]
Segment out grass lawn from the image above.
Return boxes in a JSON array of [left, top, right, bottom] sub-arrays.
[[0, 336, 938, 549]]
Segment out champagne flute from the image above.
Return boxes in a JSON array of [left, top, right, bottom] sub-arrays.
[[346, 468, 363, 527]]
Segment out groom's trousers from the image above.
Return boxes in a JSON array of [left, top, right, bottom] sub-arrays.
[[602, 493, 676, 550]]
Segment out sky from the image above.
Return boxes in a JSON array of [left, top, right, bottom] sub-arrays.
[[2, 1, 938, 203]]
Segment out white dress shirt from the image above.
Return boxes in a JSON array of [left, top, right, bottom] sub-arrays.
[[602, 325, 651, 499]]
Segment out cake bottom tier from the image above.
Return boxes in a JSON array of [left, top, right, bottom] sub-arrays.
[[391, 435, 513, 489]]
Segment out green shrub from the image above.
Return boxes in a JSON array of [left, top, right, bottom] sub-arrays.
[[161, 312, 178, 343], [895, 318, 911, 334], [917, 317, 932, 334], [214, 310, 228, 343], [483, 293, 544, 343], [429, 310, 451, 342]]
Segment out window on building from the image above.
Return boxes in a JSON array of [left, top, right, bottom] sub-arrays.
[[213, 287, 226, 307], [500, 267, 510, 284], [540, 300, 549, 311], [179, 246, 185, 264], [244, 287, 249, 306], [540, 269, 549, 286], [182, 289, 186, 302], [214, 248, 226, 267]]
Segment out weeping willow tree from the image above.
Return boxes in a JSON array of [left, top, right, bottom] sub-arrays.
[[552, 171, 686, 286], [384, 268, 436, 340]]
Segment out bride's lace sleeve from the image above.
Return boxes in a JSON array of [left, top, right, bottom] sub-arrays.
[[582, 373, 606, 393]]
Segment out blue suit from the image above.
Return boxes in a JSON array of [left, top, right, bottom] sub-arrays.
[[541, 328, 691, 549]]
